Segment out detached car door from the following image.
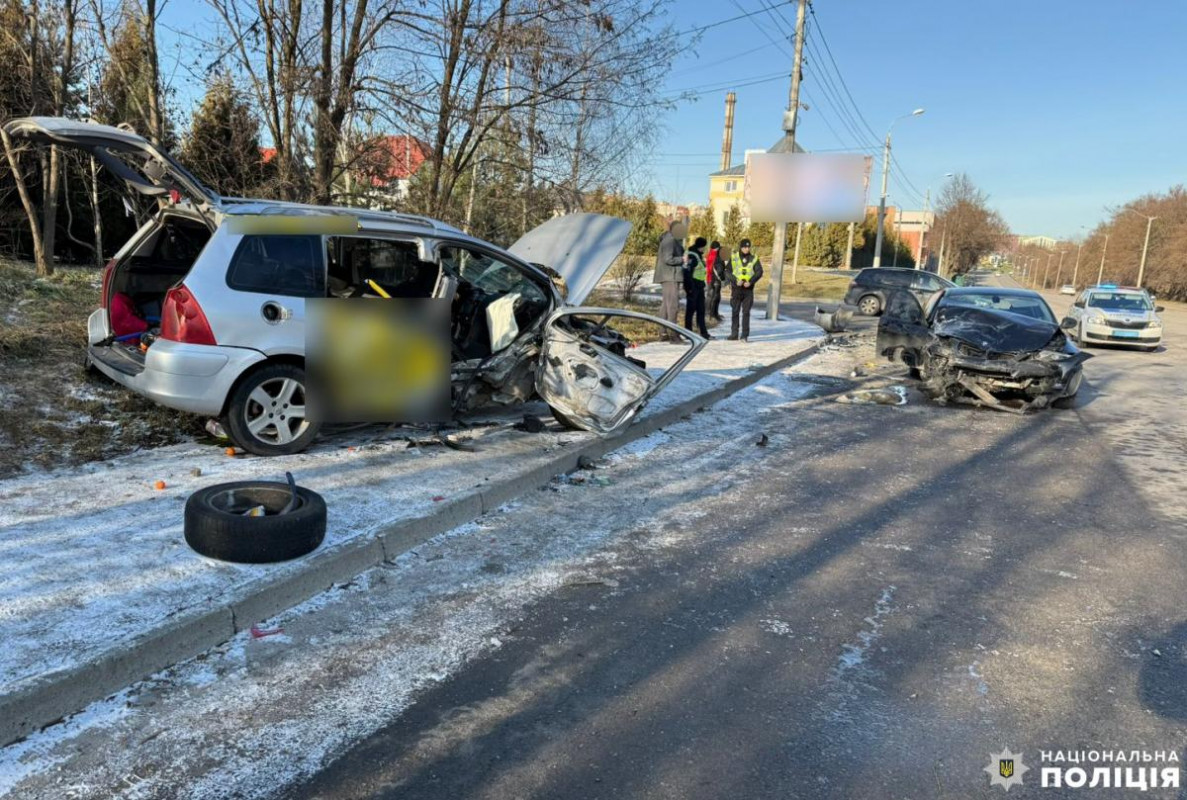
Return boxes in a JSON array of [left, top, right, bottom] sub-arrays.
[[536, 308, 706, 435], [876, 289, 932, 364]]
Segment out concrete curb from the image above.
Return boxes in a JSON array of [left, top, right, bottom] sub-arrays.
[[0, 339, 822, 747]]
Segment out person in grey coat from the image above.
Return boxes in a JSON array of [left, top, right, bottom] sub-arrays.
[[653, 220, 687, 339]]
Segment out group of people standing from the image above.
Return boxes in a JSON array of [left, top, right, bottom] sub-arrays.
[[653, 220, 764, 342]]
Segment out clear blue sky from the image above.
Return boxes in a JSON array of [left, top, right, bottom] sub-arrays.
[[642, 0, 1187, 238]]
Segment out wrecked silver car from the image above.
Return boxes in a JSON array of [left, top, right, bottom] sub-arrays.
[[877, 286, 1090, 413], [4, 116, 706, 455]]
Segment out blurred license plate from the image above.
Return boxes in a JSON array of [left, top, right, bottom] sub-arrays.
[[1113, 330, 1140, 338]]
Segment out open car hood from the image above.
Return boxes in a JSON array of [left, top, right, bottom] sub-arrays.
[[3, 116, 219, 211], [932, 306, 1060, 353], [507, 213, 631, 306]]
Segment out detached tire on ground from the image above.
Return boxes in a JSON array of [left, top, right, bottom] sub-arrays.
[[184, 481, 327, 563]]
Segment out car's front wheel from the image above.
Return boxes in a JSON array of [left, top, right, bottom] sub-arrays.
[[857, 294, 881, 316], [225, 363, 321, 456]]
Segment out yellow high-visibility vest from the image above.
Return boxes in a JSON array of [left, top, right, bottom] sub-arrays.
[[731, 253, 755, 282]]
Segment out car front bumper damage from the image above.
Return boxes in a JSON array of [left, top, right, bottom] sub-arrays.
[[917, 340, 1088, 415]]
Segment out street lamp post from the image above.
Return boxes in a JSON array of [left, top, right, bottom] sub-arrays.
[[1096, 233, 1109, 285], [872, 108, 924, 268], [1138, 215, 1156, 288], [1054, 249, 1066, 286], [1042, 252, 1053, 289], [1071, 241, 1083, 288]]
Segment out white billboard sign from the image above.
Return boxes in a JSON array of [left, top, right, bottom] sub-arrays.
[[745, 153, 872, 223]]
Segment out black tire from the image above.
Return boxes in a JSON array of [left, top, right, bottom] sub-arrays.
[[857, 294, 881, 316], [225, 362, 321, 456], [184, 481, 326, 563]]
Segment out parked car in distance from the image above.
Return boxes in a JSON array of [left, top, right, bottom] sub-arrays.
[[1061, 284, 1164, 351], [843, 267, 954, 316], [1060, 284, 1076, 295], [877, 286, 1089, 413], [4, 116, 707, 456]]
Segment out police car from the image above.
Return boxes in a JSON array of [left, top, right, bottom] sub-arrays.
[[1062, 285, 1164, 351]]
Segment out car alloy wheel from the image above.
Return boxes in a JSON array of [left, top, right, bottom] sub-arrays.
[[225, 363, 321, 456], [858, 295, 881, 316]]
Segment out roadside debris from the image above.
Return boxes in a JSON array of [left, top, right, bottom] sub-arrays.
[[190, 467, 203, 478], [814, 305, 853, 333], [153, 480, 167, 490], [756, 433, 769, 447], [515, 413, 547, 433], [205, 419, 228, 440], [577, 454, 597, 470], [184, 474, 326, 563], [836, 386, 909, 406], [249, 623, 284, 639]]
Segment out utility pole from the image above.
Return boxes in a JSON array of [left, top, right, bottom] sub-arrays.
[[872, 135, 892, 269], [916, 188, 929, 269], [790, 222, 804, 283], [764, 0, 807, 321], [1138, 215, 1156, 288], [1054, 249, 1066, 286], [1096, 233, 1109, 285], [1071, 241, 1083, 288], [1042, 252, 1053, 289], [844, 222, 856, 269], [937, 226, 947, 277]]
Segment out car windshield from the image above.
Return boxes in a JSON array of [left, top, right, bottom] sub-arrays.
[[939, 292, 1055, 322], [1087, 291, 1152, 311]]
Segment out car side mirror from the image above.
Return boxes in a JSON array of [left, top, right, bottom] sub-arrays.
[[1073, 301, 1085, 308], [1156, 305, 1166, 313], [1060, 317, 1077, 330]]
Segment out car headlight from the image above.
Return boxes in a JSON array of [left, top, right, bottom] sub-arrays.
[[1149, 318, 1163, 329], [1086, 314, 1108, 325]]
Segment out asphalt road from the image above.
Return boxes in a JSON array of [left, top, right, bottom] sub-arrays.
[[286, 282, 1187, 799], [9, 273, 1186, 799]]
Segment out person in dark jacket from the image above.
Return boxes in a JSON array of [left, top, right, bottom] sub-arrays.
[[653, 220, 686, 339], [705, 240, 724, 321], [683, 237, 711, 338], [728, 238, 763, 341]]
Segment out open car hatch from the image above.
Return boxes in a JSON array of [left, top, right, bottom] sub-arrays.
[[508, 213, 631, 306], [3, 116, 219, 212], [536, 308, 706, 435]]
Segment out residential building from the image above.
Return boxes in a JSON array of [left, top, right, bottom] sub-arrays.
[[708, 136, 804, 232]]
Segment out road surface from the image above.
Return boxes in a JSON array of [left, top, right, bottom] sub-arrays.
[[4, 275, 1187, 799]]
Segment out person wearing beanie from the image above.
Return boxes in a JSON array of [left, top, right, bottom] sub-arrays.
[[728, 238, 763, 341], [705, 240, 724, 321], [682, 236, 711, 338], [653, 219, 687, 340]]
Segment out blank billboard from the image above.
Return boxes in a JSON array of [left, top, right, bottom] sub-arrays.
[[745, 153, 872, 223]]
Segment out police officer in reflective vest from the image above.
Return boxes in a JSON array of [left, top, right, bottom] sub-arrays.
[[728, 238, 763, 341], [683, 236, 710, 338]]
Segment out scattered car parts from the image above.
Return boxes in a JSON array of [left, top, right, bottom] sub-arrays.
[[184, 475, 326, 563]]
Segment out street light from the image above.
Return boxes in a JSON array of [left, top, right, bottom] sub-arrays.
[[922, 171, 954, 271], [1096, 233, 1109, 286], [872, 108, 925, 268], [1070, 225, 1086, 288], [1124, 208, 1157, 288]]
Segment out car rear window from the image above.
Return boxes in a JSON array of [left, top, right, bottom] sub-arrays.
[[227, 235, 326, 297]]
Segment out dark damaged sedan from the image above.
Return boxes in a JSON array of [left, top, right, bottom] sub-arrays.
[[877, 286, 1090, 413]]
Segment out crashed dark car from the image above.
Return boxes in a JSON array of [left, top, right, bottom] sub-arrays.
[[877, 286, 1090, 413]]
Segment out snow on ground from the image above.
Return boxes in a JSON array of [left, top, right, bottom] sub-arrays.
[[0, 358, 824, 800], [0, 316, 819, 694]]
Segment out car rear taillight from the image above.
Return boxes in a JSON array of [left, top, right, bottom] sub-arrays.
[[100, 259, 116, 309], [160, 285, 217, 345]]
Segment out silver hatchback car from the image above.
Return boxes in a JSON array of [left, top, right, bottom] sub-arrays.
[[6, 117, 705, 455]]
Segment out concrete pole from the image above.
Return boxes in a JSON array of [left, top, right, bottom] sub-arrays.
[[764, 0, 808, 321], [1071, 241, 1083, 287], [1096, 234, 1109, 285], [1138, 216, 1155, 288], [916, 189, 929, 268], [844, 221, 856, 269], [872, 133, 891, 268], [1042, 253, 1053, 289], [1054, 249, 1066, 286], [790, 222, 803, 284], [937, 227, 947, 277]]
